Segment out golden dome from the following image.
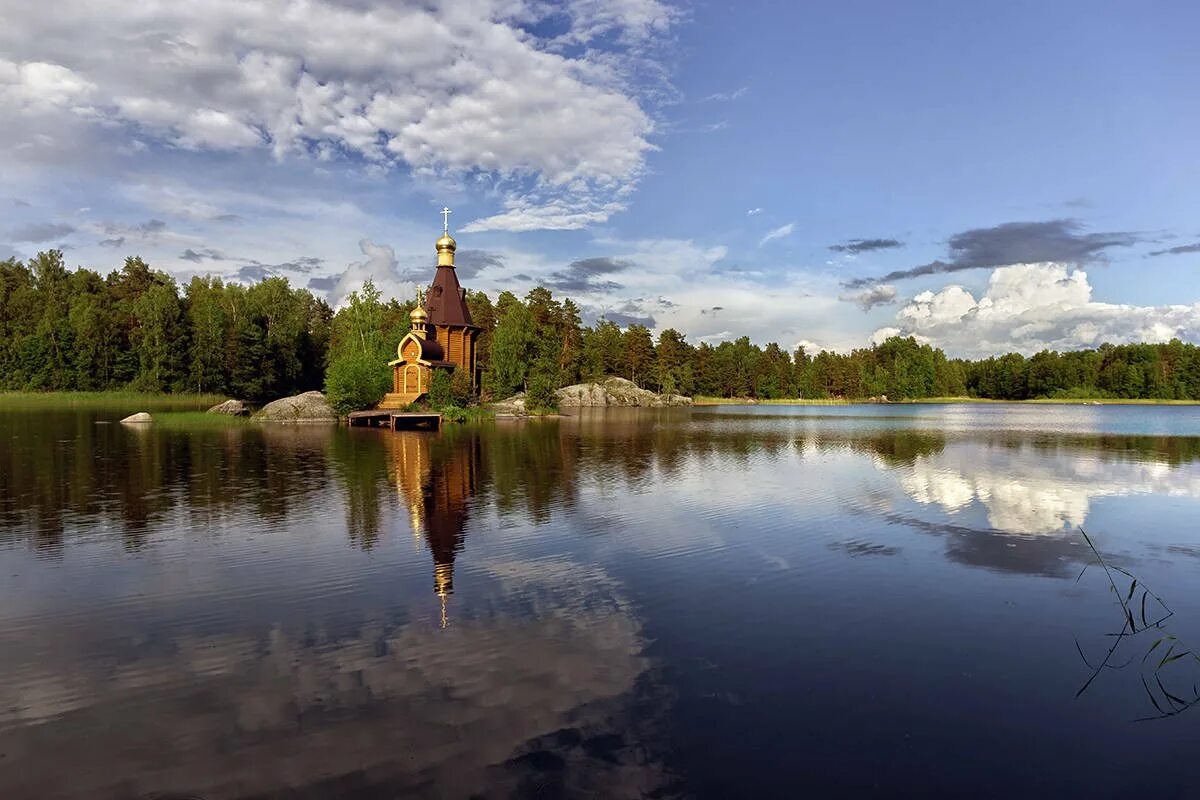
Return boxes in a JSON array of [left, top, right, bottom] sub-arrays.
[[436, 233, 456, 252], [410, 305, 428, 321]]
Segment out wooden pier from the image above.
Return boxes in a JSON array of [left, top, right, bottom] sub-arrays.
[[347, 410, 442, 431]]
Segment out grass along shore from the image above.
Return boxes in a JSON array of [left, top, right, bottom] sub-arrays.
[[0, 391, 229, 411]]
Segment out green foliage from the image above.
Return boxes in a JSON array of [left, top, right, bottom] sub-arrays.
[[428, 368, 453, 408], [0, 251, 331, 399], [324, 280, 392, 414], [439, 404, 468, 423], [526, 370, 559, 412], [466, 289, 496, 375], [622, 324, 655, 386], [486, 301, 535, 397], [450, 366, 474, 405], [325, 349, 390, 414], [1050, 385, 1117, 400]]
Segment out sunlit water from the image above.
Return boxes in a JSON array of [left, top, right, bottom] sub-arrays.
[[4, 403, 1200, 798]]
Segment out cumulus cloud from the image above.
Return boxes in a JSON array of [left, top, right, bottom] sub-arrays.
[[759, 222, 794, 247], [746, 207, 762, 216], [840, 284, 897, 311], [322, 239, 411, 307], [0, 0, 677, 232], [830, 238, 903, 254], [844, 219, 1139, 288], [8, 221, 75, 242], [875, 262, 1200, 356]]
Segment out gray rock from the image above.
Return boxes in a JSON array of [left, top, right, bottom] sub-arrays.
[[556, 377, 692, 408], [491, 392, 528, 417], [255, 391, 338, 423], [207, 399, 249, 416], [120, 412, 152, 423]]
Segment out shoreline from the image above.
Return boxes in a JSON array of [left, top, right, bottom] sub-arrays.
[[6, 391, 1200, 413], [692, 396, 1200, 407]]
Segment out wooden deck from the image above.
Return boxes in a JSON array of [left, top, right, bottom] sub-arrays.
[[347, 410, 442, 430]]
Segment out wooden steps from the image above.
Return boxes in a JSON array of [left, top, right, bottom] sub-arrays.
[[379, 391, 423, 409]]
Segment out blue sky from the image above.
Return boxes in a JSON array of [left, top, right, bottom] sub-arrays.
[[2, 0, 1197, 355]]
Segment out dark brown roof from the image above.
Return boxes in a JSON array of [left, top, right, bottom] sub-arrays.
[[416, 337, 445, 362], [424, 265, 475, 328]]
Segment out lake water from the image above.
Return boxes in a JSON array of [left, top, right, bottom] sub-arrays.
[[4, 403, 1200, 798]]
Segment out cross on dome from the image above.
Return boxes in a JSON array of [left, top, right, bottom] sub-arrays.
[[441, 206, 451, 234]]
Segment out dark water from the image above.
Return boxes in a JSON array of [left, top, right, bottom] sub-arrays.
[[4, 403, 1200, 798]]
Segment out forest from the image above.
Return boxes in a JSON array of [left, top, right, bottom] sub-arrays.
[[4, 250, 1200, 405]]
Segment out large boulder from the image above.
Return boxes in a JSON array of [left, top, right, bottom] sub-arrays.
[[120, 412, 152, 423], [255, 391, 338, 423], [556, 378, 692, 408], [207, 399, 249, 416], [491, 392, 528, 417]]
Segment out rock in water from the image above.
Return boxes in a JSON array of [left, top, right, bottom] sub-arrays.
[[120, 412, 153, 423], [207, 399, 249, 416], [255, 391, 338, 423]]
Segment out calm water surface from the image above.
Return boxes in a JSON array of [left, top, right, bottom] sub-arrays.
[[4, 403, 1200, 798]]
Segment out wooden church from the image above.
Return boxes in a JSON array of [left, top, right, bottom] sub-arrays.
[[381, 210, 480, 409]]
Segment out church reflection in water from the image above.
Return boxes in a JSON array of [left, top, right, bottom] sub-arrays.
[[384, 430, 481, 625]]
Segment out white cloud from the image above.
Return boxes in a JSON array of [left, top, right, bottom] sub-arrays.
[[869, 327, 903, 346], [0, 59, 96, 113], [758, 222, 794, 247], [0, 0, 675, 231], [703, 87, 748, 102], [746, 207, 762, 216], [793, 339, 827, 354], [876, 263, 1200, 356], [897, 441, 1200, 533], [326, 239, 414, 308]]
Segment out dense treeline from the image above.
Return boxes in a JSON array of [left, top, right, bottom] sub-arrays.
[[473, 287, 1200, 401], [0, 251, 332, 398], [5, 251, 1200, 402]]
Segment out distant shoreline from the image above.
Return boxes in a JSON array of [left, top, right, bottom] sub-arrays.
[[692, 396, 1200, 407]]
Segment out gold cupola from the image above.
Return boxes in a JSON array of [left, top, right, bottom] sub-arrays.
[[409, 304, 428, 339], [436, 206, 456, 267]]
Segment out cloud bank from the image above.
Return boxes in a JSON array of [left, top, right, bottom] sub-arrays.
[[0, 0, 677, 232], [875, 263, 1200, 356]]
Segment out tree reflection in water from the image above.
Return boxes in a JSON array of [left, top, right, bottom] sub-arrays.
[[4, 406, 1200, 796]]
